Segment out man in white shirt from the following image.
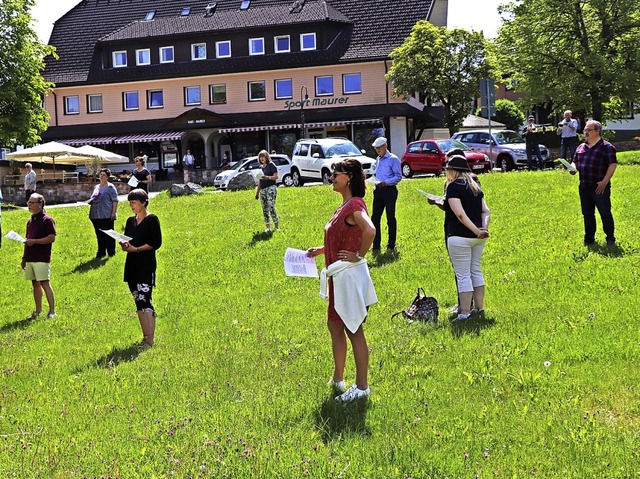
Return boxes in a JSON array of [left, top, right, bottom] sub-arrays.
[[558, 110, 579, 162], [183, 149, 195, 170], [23, 163, 37, 204]]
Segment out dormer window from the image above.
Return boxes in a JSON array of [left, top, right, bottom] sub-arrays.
[[136, 49, 151, 66], [301, 32, 316, 51], [204, 3, 216, 17], [192, 43, 207, 60], [181, 7, 191, 16], [113, 50, 127, 68], [240, 0, 251, 9], [249, 38, 264, 56], [216, 41, 231, 58], [274, 35, 290, 53], [144, 10, 156, 21]]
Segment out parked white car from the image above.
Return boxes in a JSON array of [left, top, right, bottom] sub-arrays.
[[214, 154, 293, 189], [290, 138, 375, 186]]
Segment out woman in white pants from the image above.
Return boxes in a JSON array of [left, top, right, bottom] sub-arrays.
[[443, 156, 491, 322]]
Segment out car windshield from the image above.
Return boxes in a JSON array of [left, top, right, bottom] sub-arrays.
[[437, 139, 470, 152], [324, 142, 361, 157], [493, 131, 525, 145], [239, 160, 260, 171]]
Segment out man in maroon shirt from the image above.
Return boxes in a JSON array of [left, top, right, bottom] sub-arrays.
[[22, 193, 57, 319], [570, 120, 617, 247]]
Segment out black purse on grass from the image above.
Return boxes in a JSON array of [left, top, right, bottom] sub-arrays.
[[392, 287, 439, 322]]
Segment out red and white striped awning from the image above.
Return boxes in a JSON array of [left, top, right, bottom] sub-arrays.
[[218, 124, 299, 133], [114, 131, 184, 144], [59, 136, 119, 146]]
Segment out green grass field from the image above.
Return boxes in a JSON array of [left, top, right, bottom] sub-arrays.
[[1, 165, 639, 478]]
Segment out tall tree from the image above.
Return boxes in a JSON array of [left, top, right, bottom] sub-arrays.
[[386, 21, 493, 136], [0, 0, 55, 146], [495, 0, 640, 123]]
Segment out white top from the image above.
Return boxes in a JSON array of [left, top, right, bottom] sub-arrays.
[[559, 118, 578, 138]]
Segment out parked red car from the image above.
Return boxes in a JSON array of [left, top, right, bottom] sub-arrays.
[[399, 139, 492, 177]]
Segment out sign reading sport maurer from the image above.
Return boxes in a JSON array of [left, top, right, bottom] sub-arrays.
[[284, 96, 350, 110]]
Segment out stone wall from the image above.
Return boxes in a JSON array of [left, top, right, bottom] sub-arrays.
[[0, 181, 131, 206]]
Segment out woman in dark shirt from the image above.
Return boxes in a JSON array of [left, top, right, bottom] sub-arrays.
[[120, 189, 162, 347], [131, 156, 151, 192], [443, 156, 490, 322], [254, 150, 280, 232]]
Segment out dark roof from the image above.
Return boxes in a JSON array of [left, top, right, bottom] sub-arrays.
[[44, 0, 436, 86]]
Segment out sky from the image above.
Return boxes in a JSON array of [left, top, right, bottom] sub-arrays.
[[30, 0, 505, 44]]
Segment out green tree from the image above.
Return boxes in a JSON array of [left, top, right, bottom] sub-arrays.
[[0, 0, 55, 146], [495, 0, 640, 123], [493, 98, 525, 131], [386, 21, 493, 136]]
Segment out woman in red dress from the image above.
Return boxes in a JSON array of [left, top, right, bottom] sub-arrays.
[[307, 159, 376, 401]]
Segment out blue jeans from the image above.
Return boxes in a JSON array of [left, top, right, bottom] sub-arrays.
[[579, 183, 615, 244]]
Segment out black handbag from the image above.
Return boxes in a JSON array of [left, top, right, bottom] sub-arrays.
[[392, 287, 439, 322]]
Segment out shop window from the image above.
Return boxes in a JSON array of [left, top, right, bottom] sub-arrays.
[[192, 43, 207, 60], [148, 90, 164, 109], [274, 35, 290, 53], [64, 96, 80, 115], [209, 84, 227, 104], [216, 41, 231, 58], [248, 81, 266, 101], [160, 46, 174, 63], [184, 86, 201, 106], [315, 75, 333, 96], [275, 79, 293, 99], [136, 49, 151, 66], [123, 91, 139, 110], [300, 33, 316, 51], [343, 73, 361, 94], [113, 50, 127, 68], [249, 38, 264, 55], [87, 94, 103, 113]]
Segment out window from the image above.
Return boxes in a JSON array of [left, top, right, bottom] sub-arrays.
[[315, 75, 333, 96], [248, 81, 266, 101], [249, 38, 264, 55], [343, 73, 361, 94], [181, 7, 191, 15], [87, 94, 103, 113], [113, 50, 127, 68], [274, 35, 290, 53], [64, 96, 80, 115], [160, 46, 174, 63], [184, 86, 201, 106], [407, 142, 422, 154], [209, 84, 227, 104], [300, 33, 316, 51], [192, 43, 207, 60], [240, 0, 251, 9], [123, 91, 139, 110], [148, 90, 164, 108], [216, 40, 231, 58], [144, 10, 155, 21], [136, 49, 151, 66], [275, 79, 293, 99]]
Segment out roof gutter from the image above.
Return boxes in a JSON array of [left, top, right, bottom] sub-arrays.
[[52, 90, 59, 127]]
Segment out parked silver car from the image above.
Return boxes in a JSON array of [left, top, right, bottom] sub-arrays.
[[214, 154, 293, 189], [451, 129, 552, 172]]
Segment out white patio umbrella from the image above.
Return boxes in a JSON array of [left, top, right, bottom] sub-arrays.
[[76, 145, 128, 163], [6, 141, 96, 169]]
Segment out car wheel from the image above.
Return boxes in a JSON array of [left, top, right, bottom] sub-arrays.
[[321, 169, 332, 185], [292, 169, 304, 187], [500, 156, 514, 172], [282, 173, 293, 187], [401, 163, 413, 178]]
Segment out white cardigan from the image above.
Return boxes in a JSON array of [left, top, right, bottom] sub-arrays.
[[319, 259, 377, 333]]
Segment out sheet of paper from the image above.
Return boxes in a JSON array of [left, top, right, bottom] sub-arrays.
[[366, 175, 381, 185], [100, 229, 133, 243], [254, 171, 264, 180], [557, 157, 577, 172], [4, 230, 26, 243], [416, 188, 444, 205], [128, 175, 139, 187], [284, 247, 319, 278]]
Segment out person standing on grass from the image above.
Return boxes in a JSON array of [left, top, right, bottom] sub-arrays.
[[255, 150, 279, 233], [22, 193, 57, 320], [371, 137, 402, 253], [88, 168, 119, 259], [557, 110, 579, 162], [120, 189, 162, 348], [131, 156, 151, 192], [524, 115, 544, 170], [23, 163, 37, 204], [570, 120, 617, 247], [443, 156, 490, 322], [307, 159, 377, 402]]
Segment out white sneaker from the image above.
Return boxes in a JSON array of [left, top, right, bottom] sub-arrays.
[[264, 228, 271, 233], [335, 384, 370, 401], [46, 312, 57, 319], [327, 379, 346, 392]]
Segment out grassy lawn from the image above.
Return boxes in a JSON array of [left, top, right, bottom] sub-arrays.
[[1, 166, 639, 478]]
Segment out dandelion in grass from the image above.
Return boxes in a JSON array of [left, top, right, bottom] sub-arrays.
[[544, 361, 551, 367]]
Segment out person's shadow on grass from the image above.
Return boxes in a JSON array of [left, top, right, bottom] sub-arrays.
[[313, 392, 371, 443], [0, 313, 41, 332], [368, 249, 400, 268], [450, 313, 496, 338], [74, 342, 147, 373], [67, 256, 108, 274], [249, 230, 273, 246]]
